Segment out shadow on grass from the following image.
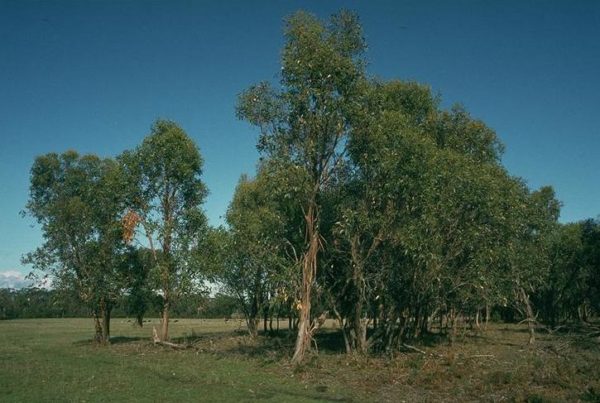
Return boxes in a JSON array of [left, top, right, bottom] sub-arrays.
[[416, 331, 448, 348], [497, 326, 530, 333], [72, 336, 148, 346], [170, 330, 239, 345], [109, 336, 145, 344], [171, 328, 348, 360], [211, 328, 459, 360], [259, 385, 353, 402]]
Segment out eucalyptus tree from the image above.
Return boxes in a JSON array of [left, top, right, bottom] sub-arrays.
[[535, 223, 584, 325], [119, 119, 208, 341], [237, 11, 366, 363], [23, 151, 127, 343], [224, 174, 281, 337], [580, 219, 600, 317], [120, 247, 155, 327], [328, 108, 434, 352], [221, 160, 307, 337], [328, 77, 517, 351], [407, 153, 528, 339], [536, 219, 600, 325], [504, 186, 560, 343]]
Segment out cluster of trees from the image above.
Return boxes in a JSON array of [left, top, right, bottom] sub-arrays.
[[0, 287, 88, 319], [0, 288, 238, 320], [21, 10, 599, 363], [222, 11, 599, 362], [533, 219, 600, 326], [23, 120, 212, 343]]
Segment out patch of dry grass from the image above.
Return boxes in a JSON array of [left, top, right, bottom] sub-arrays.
[[196, 321, 600, 402]]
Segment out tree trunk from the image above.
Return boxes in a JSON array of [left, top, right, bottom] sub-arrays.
[[578, 304, 589, 323], [350, 241, 368, 355], [449, 308, 457, 345], [293, 306, 312, 363], [136, 314, 143, 328], [292, 201, 318, 364], [338, 318, 351, 354], [92, 298, 111, 344], [247, 291, 260, 338], [263, 309, 268, 334], [101, 302, 111, 343], [161, 300, 170, 341], [247, 317, 259, 338], [421, 311, 430, 336], [413, 308, 422, 339], [355, 312, 367, 354], [348, 289, 367, 354], [520, 288, 535, 345], [158, 257, 172, 342], [93, 310, 103, 343]]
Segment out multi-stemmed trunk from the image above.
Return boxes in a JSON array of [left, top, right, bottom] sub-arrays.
[[143, 220, 173, 342], [346, 232, 382, 355], [292, 200, 319, 364], [246, 288, 261, 338]]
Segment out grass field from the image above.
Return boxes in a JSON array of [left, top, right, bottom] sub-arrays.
[[1, 318, 599, 402]]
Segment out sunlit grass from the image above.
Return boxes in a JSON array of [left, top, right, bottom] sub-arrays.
[[1, 318, 599, 402], [0, 318, 349, 402]]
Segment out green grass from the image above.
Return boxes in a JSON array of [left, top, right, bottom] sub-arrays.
[[1, 318, 599, 402], [0, 318, 350, 402]]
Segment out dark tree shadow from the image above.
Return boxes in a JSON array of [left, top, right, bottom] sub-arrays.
[[108, 336, 145, 344]]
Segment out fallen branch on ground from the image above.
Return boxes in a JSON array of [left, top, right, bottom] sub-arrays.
[[401, 343, 426, 355], [152, 326, 188, 350]]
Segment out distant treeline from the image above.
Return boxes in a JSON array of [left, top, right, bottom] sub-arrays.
[[0, 288, 239, 321]]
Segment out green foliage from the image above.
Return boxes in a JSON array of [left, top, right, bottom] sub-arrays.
[[533, 219, 600, 324], [22, 119, 211, 341], [119, 119, 209, 340], [120, 247, 154, 326], [23, 151, 128, 342], [0, 287, 88, 319], [237, 10, 368, 361], [219, 167, 299, 336], [231, 8, 583, 356]]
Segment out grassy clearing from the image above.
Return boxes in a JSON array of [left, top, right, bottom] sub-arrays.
[[1, 318, 599, 402], [0, 318, 350, 402]]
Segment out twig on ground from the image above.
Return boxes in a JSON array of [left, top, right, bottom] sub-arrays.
[[401, 343, 426, 355]]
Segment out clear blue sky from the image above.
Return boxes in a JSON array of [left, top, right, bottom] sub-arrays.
[[1, 0, 599, 283]]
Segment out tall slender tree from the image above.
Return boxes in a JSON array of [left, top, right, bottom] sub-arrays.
[[119, 119, 208, 341], [237, 10, 366, 363]]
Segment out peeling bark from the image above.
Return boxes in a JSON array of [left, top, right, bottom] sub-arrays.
[[292, 201, 318, 364]]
